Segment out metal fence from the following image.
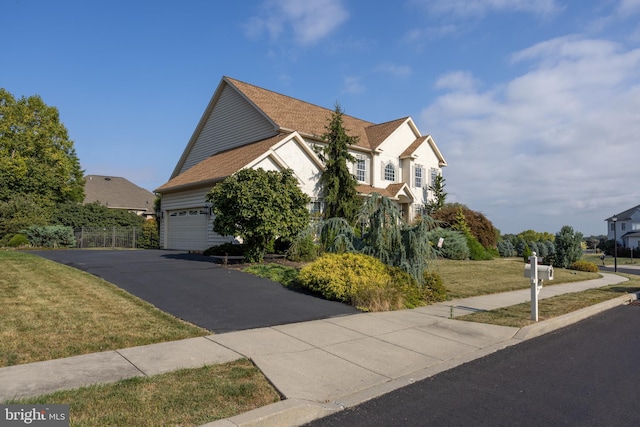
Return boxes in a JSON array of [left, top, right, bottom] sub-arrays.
[[74, 227, 139, 249]]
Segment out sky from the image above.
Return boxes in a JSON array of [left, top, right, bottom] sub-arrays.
[[2, 0, 640, 237]]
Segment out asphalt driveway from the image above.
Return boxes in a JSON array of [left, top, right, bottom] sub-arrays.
[[30, 250, 358, 333]]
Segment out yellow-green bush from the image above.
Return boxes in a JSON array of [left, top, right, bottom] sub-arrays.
[[423, 270, 447, 302], [298, 253, 443, 311], [298, 253, 388, 302], [570, 260, 599, 273]]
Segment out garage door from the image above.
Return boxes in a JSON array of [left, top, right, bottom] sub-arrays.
[[167, 209, 208, 250]]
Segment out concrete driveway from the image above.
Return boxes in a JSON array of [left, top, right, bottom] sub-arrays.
[[30, 250, 358, 333]]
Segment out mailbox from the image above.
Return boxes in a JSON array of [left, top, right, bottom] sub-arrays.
[[524, 264, 554, 281]]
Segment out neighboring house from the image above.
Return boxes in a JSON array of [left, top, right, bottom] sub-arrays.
[[605, 205, 640, 249], [155, 76, 447, 251], [84, 175, 156, 218]]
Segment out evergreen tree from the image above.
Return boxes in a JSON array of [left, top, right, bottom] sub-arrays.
[[316, 104, 361, 223], [425, 174, 447, 214], [554, 225, 583, 268]]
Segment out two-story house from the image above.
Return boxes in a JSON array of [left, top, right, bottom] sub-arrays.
[[155, 76, 447, 251], [605, 204, 640, 249]]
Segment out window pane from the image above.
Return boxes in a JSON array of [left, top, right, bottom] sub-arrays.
[[415, 166, 422, 187], [357, 159, 366, 182], [385, 163, 395, 181]]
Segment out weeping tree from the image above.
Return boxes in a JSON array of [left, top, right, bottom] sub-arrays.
[[290, 192, 437, 285]]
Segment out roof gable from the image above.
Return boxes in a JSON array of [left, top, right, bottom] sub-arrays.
[[606, 204, 640, 221], [156, 132, 323, 193], [365, 117, 410, 151], [225, 77, 375, 149], [356, 183, 415, 202]]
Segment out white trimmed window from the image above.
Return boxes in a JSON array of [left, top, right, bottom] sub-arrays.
[[356, 158, 366, 182], [384, 163, 396, 181], [430, 168, 439, 187], [309, 199, 324, 216], [415, 165, 423, 188]]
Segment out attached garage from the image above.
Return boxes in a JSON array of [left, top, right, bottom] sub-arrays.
[[166, 208, 208, 250]]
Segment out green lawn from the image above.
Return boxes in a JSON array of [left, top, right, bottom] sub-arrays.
[[433, 257, 600, 299], [0, 250, 207, 367], [0, 250, 282, 424]]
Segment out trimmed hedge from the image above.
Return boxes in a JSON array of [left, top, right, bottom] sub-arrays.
[[570, 260, 599, 273]]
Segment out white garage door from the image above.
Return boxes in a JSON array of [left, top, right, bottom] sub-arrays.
[[167, 209, 208, 250]]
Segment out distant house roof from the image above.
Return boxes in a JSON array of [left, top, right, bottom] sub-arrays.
[[84, 175, 155, 214], [605, 204, 640, 221]]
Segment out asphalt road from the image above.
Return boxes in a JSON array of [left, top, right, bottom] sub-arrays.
[[307, 305, 640, 427], [600, 265, 640, 276], [30, 249, 358, 333]]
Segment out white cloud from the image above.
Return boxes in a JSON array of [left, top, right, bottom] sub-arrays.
[[342, 76, 365, 95], [618, 0, 640, 15], [411, 0, 562, 19], [420, 36, 640, 235], [245, 0, 349, 46], [376, 63, 413, 78], [435, 71, 480, 91]]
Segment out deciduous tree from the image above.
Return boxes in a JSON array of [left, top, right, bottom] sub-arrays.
[[0, 88, 84, 204], [207, 168, 310, 263]]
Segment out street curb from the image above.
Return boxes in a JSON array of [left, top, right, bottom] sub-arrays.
[[513, 291, 639, 341], [201, 399, 342, 427], [205, 290, 640, 427]]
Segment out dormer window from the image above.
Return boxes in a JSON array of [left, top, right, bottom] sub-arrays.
[[384, 163, 396, 181]]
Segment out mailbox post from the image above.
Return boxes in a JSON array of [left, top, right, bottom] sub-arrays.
[[524, 252, 553, 322]]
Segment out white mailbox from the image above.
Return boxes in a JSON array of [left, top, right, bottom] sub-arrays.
[[524, 264, 554, 281]]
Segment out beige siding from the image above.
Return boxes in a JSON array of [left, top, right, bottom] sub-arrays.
[[179, 85, 276, 174], [159, 187, 233, 250]]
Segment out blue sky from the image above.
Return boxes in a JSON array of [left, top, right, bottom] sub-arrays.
[[3, 0, 640, 236]]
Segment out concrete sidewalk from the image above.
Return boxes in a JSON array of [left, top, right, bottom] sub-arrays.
[[0, 273, 634, 427]]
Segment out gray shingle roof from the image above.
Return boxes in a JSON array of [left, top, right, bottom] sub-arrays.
[[84, 175, 155, 214]]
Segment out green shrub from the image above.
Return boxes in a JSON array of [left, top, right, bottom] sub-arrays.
[[287, 233, 319, 262], [570, 260, 599, 273], [204, 242, 245, 256], [7, 234, 29, 247], [243, 263, 299, 287], [423, 270, 447, 302], [136, 219, 159, 249], [426, 228, 470, 260], [467, 235, 493, 260], [25, 225, 75, 248]]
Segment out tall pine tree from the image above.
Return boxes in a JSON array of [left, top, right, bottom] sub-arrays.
[[316, 104, 361, 223]]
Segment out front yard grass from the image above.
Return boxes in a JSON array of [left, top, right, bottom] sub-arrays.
[[5, 360, 280, 427], [458, 273, 640, 327], [0, 250, 209, 367], [1, 250, 282, 423], [433, 257, 600, 299]]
